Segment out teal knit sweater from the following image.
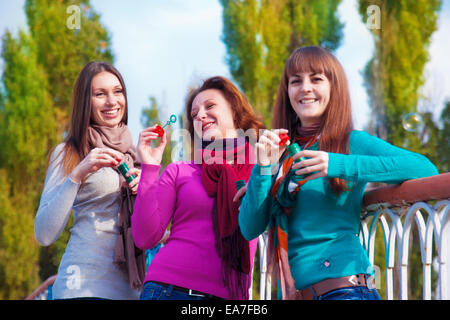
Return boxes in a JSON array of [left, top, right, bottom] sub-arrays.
[[239, 130, 439, 290]]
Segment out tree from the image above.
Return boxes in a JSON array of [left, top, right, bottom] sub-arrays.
[[0, 30, 57, 299], [358, 0, 442, 146], [220, 0, 343, 127], [25, 0, 114, 136]]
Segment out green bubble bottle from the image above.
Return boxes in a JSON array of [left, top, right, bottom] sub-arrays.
[[286, 143, 306, 179], [117, 162, 135, 184]]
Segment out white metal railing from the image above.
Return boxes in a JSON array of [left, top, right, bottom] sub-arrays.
[[360, 200, 449, 300], [257, 232, 271, 300]]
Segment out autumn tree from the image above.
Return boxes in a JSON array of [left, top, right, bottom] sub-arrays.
[[358, 0, 442, 147], [25, 0, 114, 136], [0, 31, 57, 299]]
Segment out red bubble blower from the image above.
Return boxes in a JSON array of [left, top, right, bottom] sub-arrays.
[[278, 133, 290, 147], [153, 114, 177, 137]]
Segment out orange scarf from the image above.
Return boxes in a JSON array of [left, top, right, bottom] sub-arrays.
[[268, 135, 318, 299]]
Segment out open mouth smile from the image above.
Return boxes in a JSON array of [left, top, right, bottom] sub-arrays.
[[101, 108, 120, 117], [202, 122, 215, 131], [300, 98, 318, 104]]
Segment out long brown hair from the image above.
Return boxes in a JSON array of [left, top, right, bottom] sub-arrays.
[[273, 46, 354, 194], [185, 76, 265, 156], [51, 61, 128, 175]]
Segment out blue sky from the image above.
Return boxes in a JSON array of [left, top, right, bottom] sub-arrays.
[[1, 0, 449, 142]]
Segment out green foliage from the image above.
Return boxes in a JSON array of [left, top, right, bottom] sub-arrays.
[[358, 0, 442, 146], [0, 170, 40, 299], [25, 0, 114, 135], [0, 0, 114, 298], [0, 31, 57, 185], [0, 31, 56, 299], [220, 0, 343, 127]]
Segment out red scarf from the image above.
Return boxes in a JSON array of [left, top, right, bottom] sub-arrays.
[[197, 137, 254, 299]]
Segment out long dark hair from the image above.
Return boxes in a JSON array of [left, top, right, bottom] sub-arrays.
[[273, 46, 354, 194], [52, 61, 128, 175]]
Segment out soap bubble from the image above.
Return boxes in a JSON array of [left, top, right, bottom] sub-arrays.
[[402, 112, 423, 132]]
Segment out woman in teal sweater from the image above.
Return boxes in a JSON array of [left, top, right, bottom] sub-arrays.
[[238, 46, 438, 300]]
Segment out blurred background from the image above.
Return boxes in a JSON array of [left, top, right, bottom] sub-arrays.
[[0, 0, 449, 299]]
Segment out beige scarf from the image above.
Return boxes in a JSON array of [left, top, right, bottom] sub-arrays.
[[86, 124, 137, 178]]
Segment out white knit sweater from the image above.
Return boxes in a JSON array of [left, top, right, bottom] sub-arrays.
[[34, 143, 139, 300]]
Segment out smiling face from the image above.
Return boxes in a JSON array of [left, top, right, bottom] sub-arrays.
[[90, 71, 126, 128], [190, 88, 237, 140], [288, 72, 331, 127]]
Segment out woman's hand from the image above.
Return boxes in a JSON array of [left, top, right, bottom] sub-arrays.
[[70, 147, 124, 183], [232, 183, 247, 213], [137, 125, 167, 165], [232, 183, 248, 204], [122, 167, 141, 194], [291, 150, 329, 181], [255, 129, 288, 167]]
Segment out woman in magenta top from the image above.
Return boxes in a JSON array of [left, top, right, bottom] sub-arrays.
[[131, 76, 265, 300]]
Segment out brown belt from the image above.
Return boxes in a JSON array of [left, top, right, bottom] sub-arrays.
[[298, 274, 375, 300]]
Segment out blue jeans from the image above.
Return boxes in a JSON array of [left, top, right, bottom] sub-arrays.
[[317, 286, 382, 300], [140, 281, 210, 300]]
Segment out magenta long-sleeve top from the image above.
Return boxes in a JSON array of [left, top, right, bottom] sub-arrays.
[[131, 161, 258, 299]]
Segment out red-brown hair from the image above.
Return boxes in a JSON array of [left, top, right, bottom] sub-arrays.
[[273, 46, 354, 194], [185, 76, 265, 156]]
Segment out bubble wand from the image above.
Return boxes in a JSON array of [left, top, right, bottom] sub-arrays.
[[153, 114, 177, 137]]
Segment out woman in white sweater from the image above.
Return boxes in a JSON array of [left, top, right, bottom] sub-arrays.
[[34, 61, 141, 299]]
